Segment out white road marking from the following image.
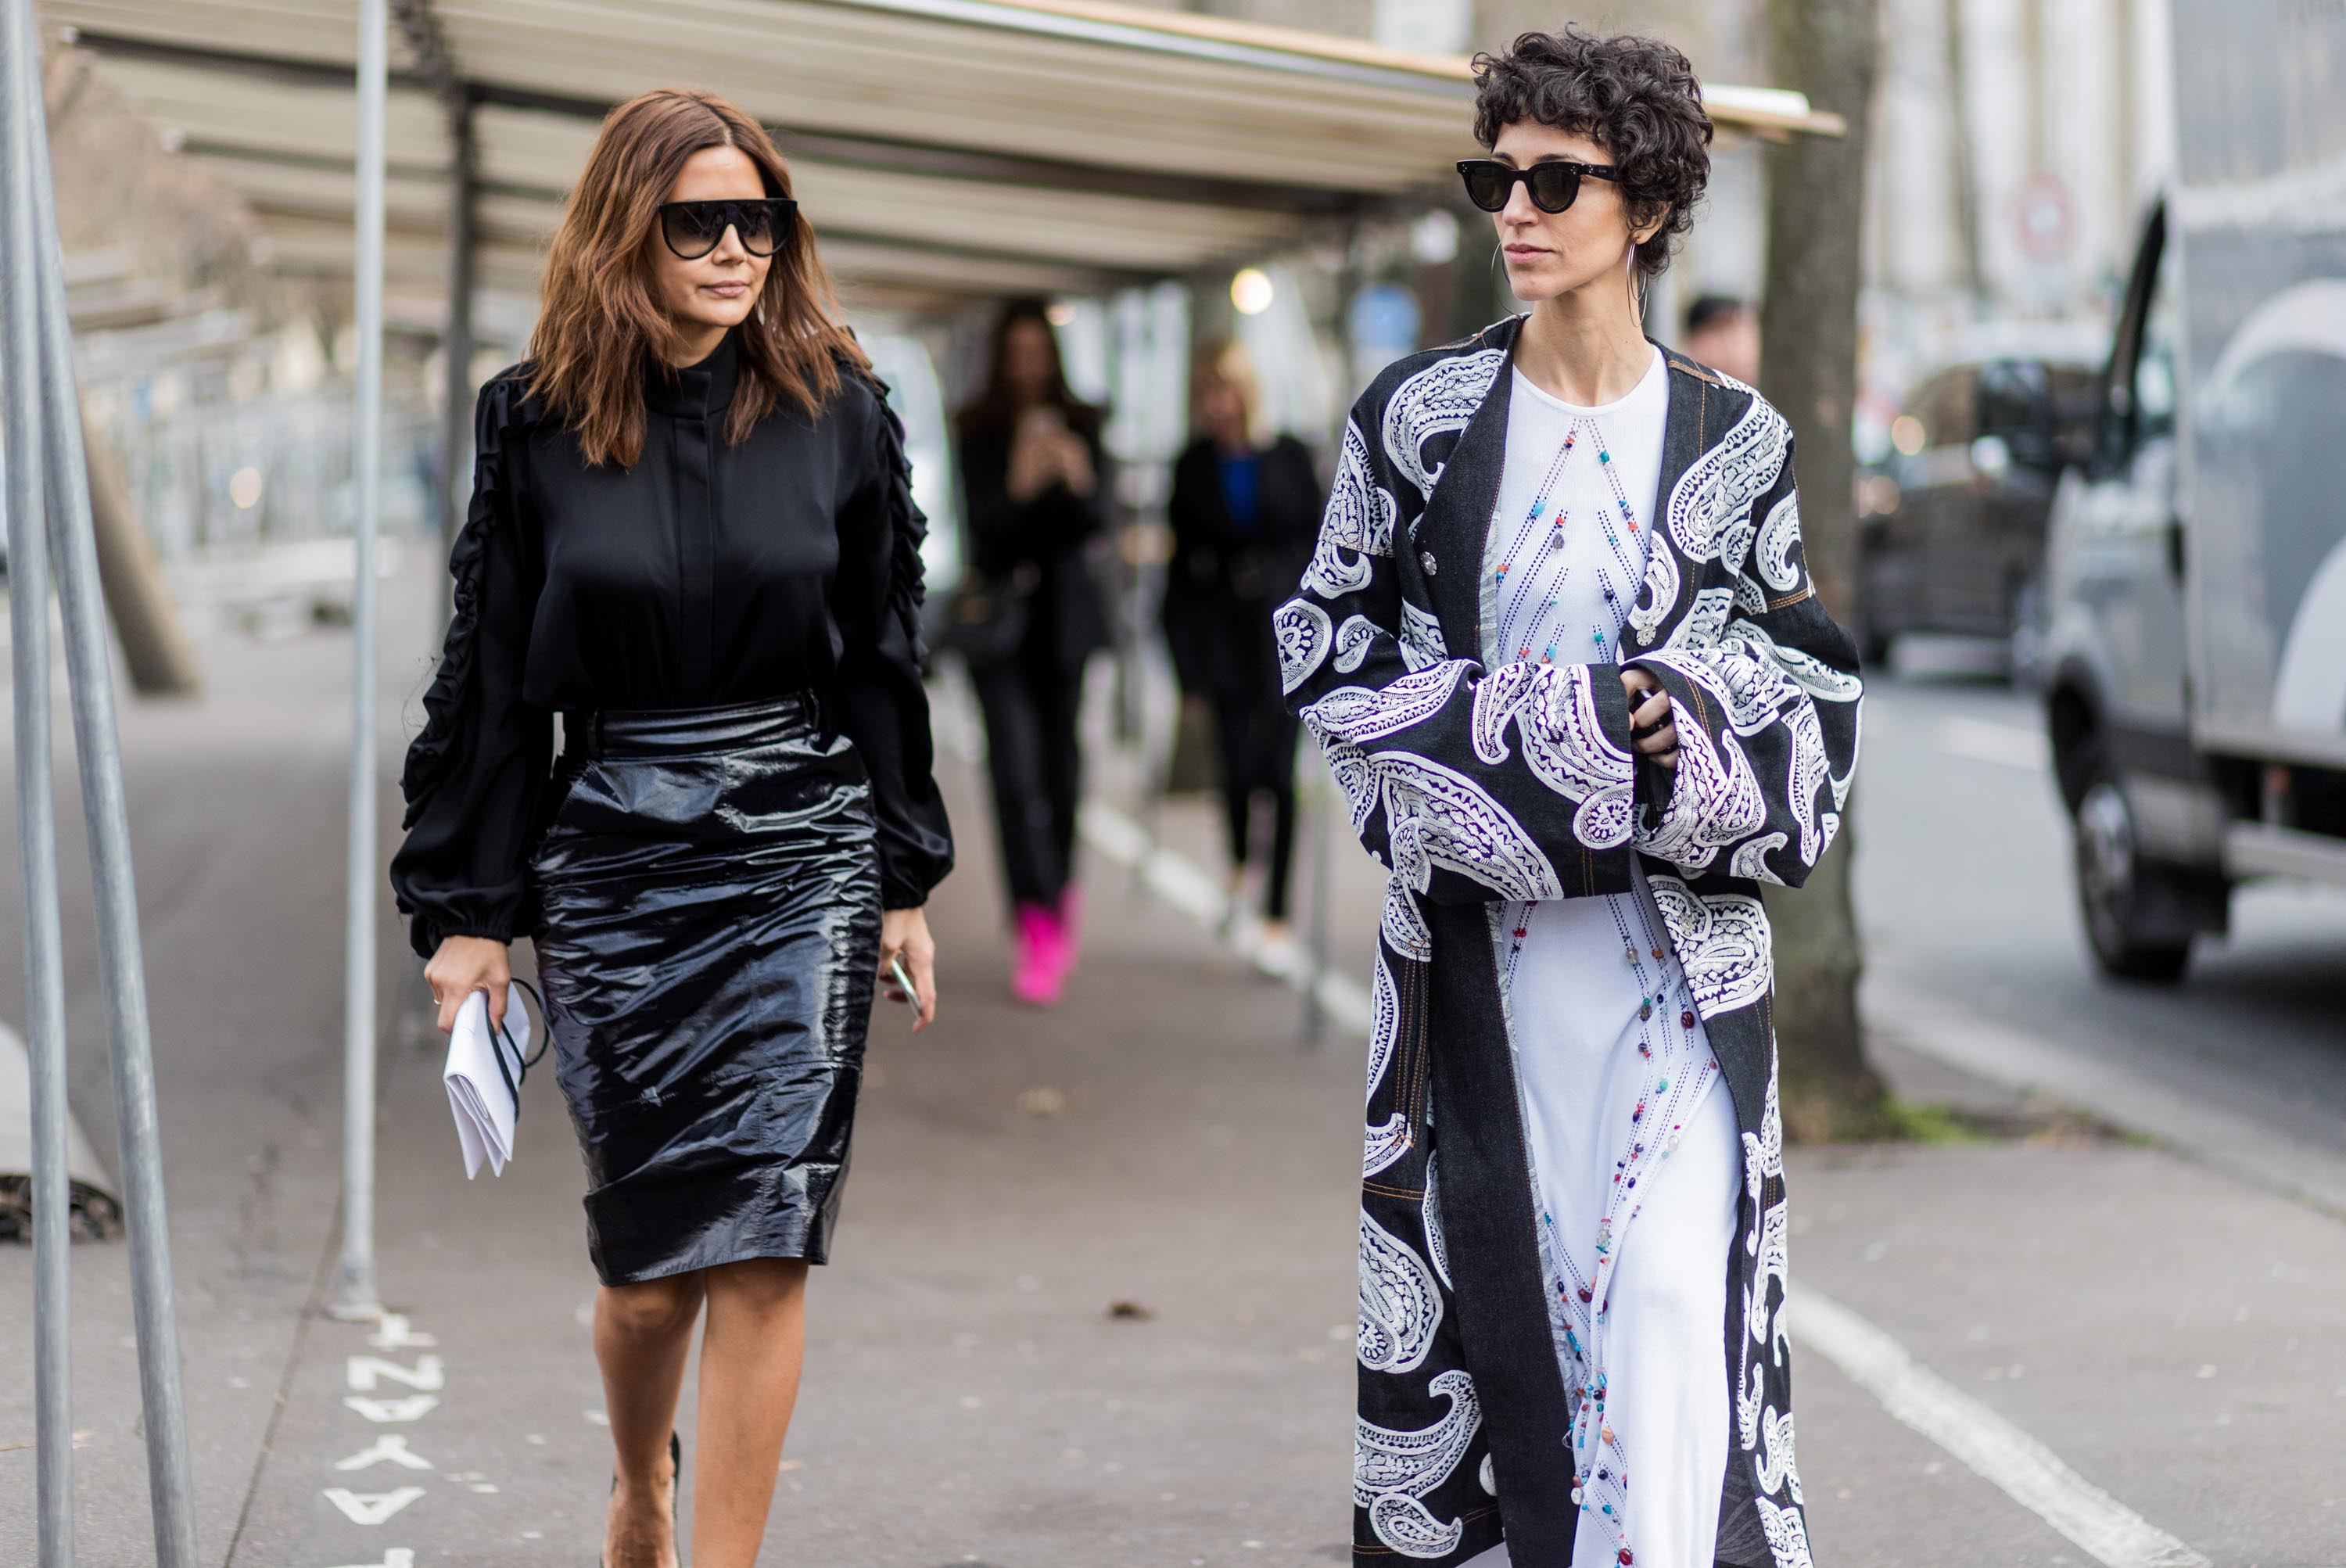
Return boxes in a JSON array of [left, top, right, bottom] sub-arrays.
[[325, 1552, 414, 1568], [334, 1434, 433, 1473], [366, 1315, 436, 1351], [321, 1487, 426, 1527], [343, 1394, 439, 1424], [1935, 716, 2050, 771], [1074, 785, 2213, 1568], [346, 1355, 445, 1393], [1792, 1290, 2211, 1568]]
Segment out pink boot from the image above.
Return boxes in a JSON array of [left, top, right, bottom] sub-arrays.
[[1011, 902, 1064, 1006]]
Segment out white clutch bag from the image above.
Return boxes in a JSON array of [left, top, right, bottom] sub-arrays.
[[443, 980, 543, 1179]]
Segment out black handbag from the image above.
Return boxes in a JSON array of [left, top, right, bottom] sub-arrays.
[[941, 562, 1039, 666]]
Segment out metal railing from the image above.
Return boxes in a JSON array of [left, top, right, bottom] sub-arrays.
[[0, 2, 199, 1563]]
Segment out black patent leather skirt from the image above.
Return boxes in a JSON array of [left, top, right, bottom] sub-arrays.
[[528, 694, 881, 1286]]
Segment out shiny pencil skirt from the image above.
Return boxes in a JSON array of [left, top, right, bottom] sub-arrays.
[[527, 694, 881, 1286]]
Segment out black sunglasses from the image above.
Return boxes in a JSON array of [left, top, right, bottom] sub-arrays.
[[656, 198, 798, 260], [1456, 158, 1621, 215]]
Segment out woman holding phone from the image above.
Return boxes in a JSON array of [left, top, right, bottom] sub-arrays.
[[954, 300, 1110, 1004], [389, 88, 952, 1568]]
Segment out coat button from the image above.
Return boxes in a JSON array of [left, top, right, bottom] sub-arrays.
[[1420, 550, 1437, 576]]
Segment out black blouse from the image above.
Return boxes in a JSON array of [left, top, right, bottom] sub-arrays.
[[389, 330, 954, 958]]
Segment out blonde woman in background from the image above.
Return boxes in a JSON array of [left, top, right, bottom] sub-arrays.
[[1162, 342, 1324, 971]]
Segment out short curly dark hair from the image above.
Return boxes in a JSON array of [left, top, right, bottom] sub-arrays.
[[1470, 27, 1713, 279]]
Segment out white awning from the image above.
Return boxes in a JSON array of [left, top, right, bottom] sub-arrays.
[[46, 0, 1839, 314]]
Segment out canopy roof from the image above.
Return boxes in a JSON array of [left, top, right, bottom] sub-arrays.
[[48, 0, 1839, 317]]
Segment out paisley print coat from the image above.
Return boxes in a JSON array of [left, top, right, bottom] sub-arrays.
[[1279, 314, 1863, 1566]]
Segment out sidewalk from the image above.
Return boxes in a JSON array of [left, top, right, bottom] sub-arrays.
[[2, 579, 2342, 1566]]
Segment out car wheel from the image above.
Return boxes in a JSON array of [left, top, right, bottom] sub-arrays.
[[2073, 777, 2191, 982]]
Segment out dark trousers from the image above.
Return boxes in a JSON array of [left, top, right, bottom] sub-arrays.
[[971, 644, 1085, 911], [1211, 680, 1300, 921]]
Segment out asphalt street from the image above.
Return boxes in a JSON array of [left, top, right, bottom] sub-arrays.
[[1, 584, 2342, 1567]]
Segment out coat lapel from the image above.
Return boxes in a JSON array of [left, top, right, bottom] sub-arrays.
[[1411, 315, 1523, 663]]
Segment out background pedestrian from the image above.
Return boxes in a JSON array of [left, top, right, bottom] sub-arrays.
[[953, 300, 1110, 1006], [1162, 339, 1324, 972]]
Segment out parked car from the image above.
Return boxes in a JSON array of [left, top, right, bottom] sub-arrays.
[[2045, 174, 2346, 981], [1855, 338, 2101, 676]]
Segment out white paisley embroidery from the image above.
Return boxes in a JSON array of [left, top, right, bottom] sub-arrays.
[[1274, 599, 1333, 695], [1365, 1114, 1410, 1178], [1354, 749, 1566, 902], [1755, 490, 1802, 591], [1303, 529, 1374, 598], [1325, 418, 1399, 557], [1660, 585, 1737, 651], [1754, 1496, 1815, 1568], [1368, 1491, 1466, 1559], [1467, 662, 1636, 849], [1663, 389, 1790, 570], [1729, 831, 1789, 884], [1627, 537, 1681, 645], [1422, 1152, 1451, 1290], [1355, 1369, 1480, 1505], [1380, 348, 1505, 501], [1400, 598, 1447, 672], [1636, 719, 1766, 872], [1335, 615, 1380, 673], [1358, 1207, 1443, 1374], [1648, 876, 1774, 1014], [1381, 875, 1433, 962], [1304, 662, 1467, 748]]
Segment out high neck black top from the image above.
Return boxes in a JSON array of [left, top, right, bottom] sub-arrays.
[[389, 330, 954, 956]]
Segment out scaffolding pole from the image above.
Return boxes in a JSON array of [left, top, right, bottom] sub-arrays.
[[332, 0, 389, 1323], [0, 6, 72, 1561], [2, 3, 199, 1562]]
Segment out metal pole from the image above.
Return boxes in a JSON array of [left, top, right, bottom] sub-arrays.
[[9, 3, 199, 1560], [0, 7, 74, 1559], [333, 0, 389, 1323], [436, 88, 476, 562]]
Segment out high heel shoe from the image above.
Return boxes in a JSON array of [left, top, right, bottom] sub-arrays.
[[600, 1430, 681, 1568]]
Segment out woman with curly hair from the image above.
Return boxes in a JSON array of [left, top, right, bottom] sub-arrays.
[[1280, 28, 1860, 1568], [389, 89, 952, 1568]]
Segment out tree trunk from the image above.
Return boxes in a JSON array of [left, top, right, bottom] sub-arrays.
[[1759, 0, 1887, 1141]]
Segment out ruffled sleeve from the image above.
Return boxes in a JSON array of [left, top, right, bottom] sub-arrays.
[[833, 372, 956, 907], [388, 373, 554, 957]]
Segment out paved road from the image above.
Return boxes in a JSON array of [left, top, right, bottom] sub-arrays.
[[3, 594, 2344, 1567], [1853, 641, 2346, 1209]]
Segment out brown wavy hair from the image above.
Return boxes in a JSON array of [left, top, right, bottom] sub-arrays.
[[527, 88, 867, 468]]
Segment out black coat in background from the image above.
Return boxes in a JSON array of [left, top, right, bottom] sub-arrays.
[[1161, 433, 1323, 700], [956, 412, 1110, 669], [955, 411, 1110, 910]]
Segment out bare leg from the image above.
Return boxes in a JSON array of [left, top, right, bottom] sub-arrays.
[[595, 1271, 704, 1568], [690, 1258, 810, 1568]]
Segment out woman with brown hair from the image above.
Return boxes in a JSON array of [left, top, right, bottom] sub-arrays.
[[389, 88, 952, 1568], [952, 300, 1108, 1004]]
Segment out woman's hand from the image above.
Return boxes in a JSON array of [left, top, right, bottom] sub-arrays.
[[425, 935, 513, 1034], [878, 906, 938, 1032], [1620, 667, 1679, 770], [1054, 430, 1096, 498]]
